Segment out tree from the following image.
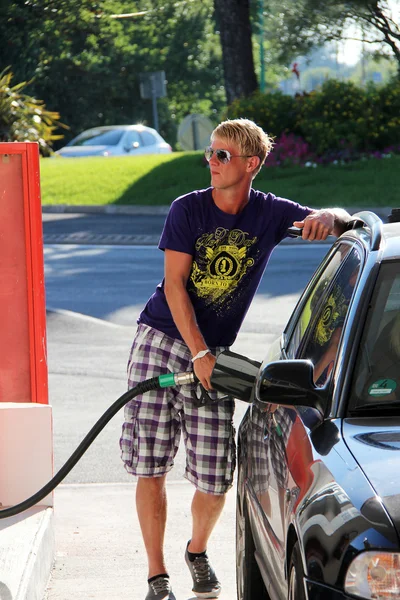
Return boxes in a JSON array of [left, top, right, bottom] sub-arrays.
[[213, 0, 258, 104], [341, 1, 400, 70], [264, 0, 400, 76], [0, 0, 226, 146]]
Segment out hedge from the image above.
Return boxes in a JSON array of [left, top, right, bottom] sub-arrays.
[[224, 79, 400, 162]]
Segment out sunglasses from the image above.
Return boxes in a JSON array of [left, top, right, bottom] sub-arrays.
[[204, 146, 253, 164]]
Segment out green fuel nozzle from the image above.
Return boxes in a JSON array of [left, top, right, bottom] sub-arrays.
[[158, 371, 196, 388]]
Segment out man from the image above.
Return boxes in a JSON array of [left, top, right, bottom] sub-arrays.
[[120, 118, 352, 600]]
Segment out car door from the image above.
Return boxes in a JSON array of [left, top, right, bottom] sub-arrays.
[[248, 242, 362, 600], [123, 130, 142, 154], [139, 129, 161, 153]]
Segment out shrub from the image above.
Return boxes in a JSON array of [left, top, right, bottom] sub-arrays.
[[294, 81, 367, 155], [369, 79, 400, 150], [223, 89, 297, 138], [0, 67, 67, 156], [225, 78, 400, 164], [265, 132, 312, 167]]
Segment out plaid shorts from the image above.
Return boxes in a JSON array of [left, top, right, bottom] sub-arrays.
[[120, 323, 236, 495]]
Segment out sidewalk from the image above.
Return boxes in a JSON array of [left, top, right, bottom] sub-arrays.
[[44, 482, 237, 600]]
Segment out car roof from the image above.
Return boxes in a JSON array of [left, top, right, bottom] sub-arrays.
[[83, 125, 155, 133], [381, 223, 400, 260], [342, 211, 400, 261]]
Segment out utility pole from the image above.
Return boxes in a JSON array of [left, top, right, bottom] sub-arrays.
[[139, 71, 166, 131], [151, 74, 159, 132], [259, 0, 265, 92], [361, 25, 366, 85]]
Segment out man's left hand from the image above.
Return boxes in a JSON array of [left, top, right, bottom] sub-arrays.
[[293, 209, 335, 241]]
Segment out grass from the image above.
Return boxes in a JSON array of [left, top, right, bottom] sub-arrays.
[[40, 152, 400, 208]]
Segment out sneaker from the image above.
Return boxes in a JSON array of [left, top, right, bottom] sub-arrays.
[[185, 544, 221, 599], [145, 575, 176, 600]]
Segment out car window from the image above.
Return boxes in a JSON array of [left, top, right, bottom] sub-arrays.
[[286, 244, 352, 359], [124, 131, 141, 148], [140, 130, 157, 146], [72, 130, 124, 146], [350, 261, 400, 411], [300, 248, 361, 387]]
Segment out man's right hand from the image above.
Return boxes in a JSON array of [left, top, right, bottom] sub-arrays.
[[193, 352, 217, 391]]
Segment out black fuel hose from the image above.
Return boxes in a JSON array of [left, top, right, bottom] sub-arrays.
[[0, 348, 260, 520], [0, 372, 195, 520]]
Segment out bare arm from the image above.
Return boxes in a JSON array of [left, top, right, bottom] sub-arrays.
[[164, 249, 216, 390], [294, 208, 353, 241]]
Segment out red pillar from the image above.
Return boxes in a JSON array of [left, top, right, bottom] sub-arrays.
[[0, 142, 48, 404]]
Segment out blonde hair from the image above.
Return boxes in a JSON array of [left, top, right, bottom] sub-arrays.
[[211, 118, 274, 177]]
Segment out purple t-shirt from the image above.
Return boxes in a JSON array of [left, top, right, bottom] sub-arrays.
[[138, 187, 311, 347]]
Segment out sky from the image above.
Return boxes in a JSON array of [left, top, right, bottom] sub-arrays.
[[337, 0, 399, 65]]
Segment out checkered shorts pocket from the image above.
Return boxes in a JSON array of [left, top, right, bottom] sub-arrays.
[[120, 403, 139, 470]]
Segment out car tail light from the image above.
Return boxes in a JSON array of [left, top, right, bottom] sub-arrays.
[[345, 551, 400, 599]]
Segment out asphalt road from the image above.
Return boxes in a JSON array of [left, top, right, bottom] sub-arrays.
[[41, 206, 392, 247], [42, 212, 166, 245]]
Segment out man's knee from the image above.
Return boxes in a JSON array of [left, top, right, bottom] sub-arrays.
[[194, 488, 226, 506], [137, 475, 167, 493]]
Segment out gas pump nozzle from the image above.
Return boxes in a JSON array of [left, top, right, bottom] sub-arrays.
[[210, 350, 261, 401], [190, 350, 261, 407]]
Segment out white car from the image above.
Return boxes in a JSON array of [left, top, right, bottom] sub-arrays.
[[56, 124, 172, 157]]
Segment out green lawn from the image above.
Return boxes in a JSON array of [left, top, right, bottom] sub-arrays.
[[40, 152, 400, 208]]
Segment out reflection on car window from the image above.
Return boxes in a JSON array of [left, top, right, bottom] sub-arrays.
[[286, 244, 352, 359], [140, 131, 157, 146], [351, 261, 400, 410], [124, 131, 141, 148], [301, 249, 361, 387], [72, 130, 124, 147]]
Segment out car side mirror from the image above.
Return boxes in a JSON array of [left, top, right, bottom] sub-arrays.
[[255, 359, 327, 415]]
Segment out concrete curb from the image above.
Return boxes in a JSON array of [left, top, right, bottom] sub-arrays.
[[0, 507, 54, 600], [16, 509, 54, 600]]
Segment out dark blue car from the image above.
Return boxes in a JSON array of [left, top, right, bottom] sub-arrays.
[[236, 210, 400, 600]]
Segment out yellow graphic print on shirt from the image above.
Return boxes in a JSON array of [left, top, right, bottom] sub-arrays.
[[190, 227, 258, 305]]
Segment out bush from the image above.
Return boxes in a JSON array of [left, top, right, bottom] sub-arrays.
[[294, 80, 367, 155], [224, 79, 400, 164], [0, 67, 67, 156], [224, 89, 297, 138], [265, 132, 312, 167], [370, 79, 400, 150]]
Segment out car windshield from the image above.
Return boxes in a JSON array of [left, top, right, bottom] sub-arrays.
[[70, 129, 124, 147], [350, 260, 400, 412]]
